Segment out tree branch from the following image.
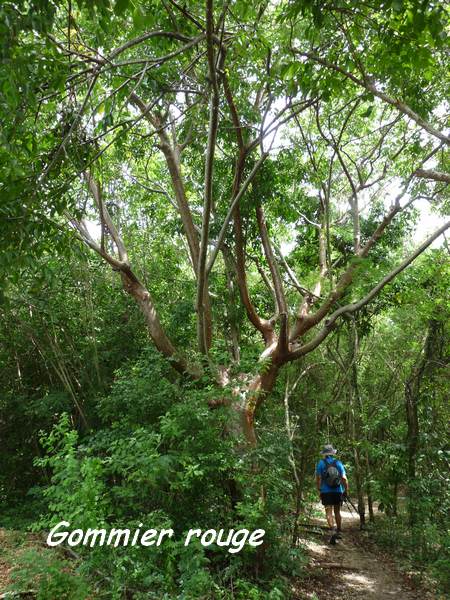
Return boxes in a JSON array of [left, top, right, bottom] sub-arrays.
[[293, 50, 450, 146], [256, 204, 287, 315], [196, 0, 221, 353], [69, 179, 194, 376], [288, 220, 450, 361], [414, 169, 450, 184], [84, 172, 128, 262], [206, 152, 269, 275]]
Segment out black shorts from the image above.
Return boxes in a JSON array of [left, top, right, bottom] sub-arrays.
[[320, 492, 343, 506]]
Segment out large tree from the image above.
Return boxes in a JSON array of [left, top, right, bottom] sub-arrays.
[[2, 0, 448, 443]]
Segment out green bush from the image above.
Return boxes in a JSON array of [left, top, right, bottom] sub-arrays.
[[30, 353, 305, 597], [369, 515, 449, 594]]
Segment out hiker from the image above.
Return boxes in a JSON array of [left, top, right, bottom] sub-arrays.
[[316, 444, 348, 535]]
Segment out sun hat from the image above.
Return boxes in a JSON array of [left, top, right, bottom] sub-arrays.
[[320, 444, 337, 455]]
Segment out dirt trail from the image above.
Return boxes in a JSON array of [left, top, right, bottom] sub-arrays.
[[294, 506, 434, 600]]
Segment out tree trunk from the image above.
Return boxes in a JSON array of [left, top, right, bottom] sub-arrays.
[[392, 480, 398, 517], [223, 247, 241, 363], [353, 446, 366, 527], [347, 325, 366, 527], [404, 318, 443, 526], [241, 361, 280, 445], [365, 452, 375, 522]]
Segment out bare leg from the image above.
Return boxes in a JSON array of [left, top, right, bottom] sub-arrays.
[[325, 505, 334, 529], [334, 504, 342, 531]]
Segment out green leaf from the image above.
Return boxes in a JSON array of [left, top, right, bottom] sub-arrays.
[[361, 105, 374, 118], [114, 0, 129, 15]]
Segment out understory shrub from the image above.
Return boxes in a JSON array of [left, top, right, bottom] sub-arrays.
[[31, 351, 306, 598]]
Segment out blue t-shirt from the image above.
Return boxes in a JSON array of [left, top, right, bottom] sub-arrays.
[[316, 456, 346, 493]]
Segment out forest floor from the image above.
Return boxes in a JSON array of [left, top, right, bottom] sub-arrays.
[[0, 529, 15, 594], [0, 528, 40, 597], [292, 505, 438, 600]]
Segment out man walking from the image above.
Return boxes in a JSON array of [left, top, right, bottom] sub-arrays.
[[316, 444, 348, 536]]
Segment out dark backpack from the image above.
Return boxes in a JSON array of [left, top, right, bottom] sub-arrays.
[[322, 459, 342, 488]]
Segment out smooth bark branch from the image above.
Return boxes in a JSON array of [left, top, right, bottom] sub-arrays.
[[222, 155, 276, 345], [223, 73, 245, 150], [67, 213, 125, 272], [293, 50, 450, 146], [234, 201, 275, 345], [73, 233, 191, 374], [197, 0, 220, 353], [256, 205, 287, 315], [59, 30, 204, 75], [130, 94, 214, 351], [365, 81, 450, 146], [211, 75, 299, 345], [73, 220, 119, 267], [414, 169, 450, 184], [290, 208, 328, 340], [84, 172, 128, 262], [274, 245, 316, 299], [290, 215, 394, 339], [330, 146, 360, 253], [292, 172, 416, 341], [167, 0, 205, 30], [276, 249, 304, 296], [130, 92, 201, 269], [70, 184, 192, 376], [222, 247, 241, 362], [39, 69, 100, 185], [206, 152, 269, 276], [108, 31, 194, 60], [288, 220, 450, 361], [359, 206, 402, 258], [157, 120, 214, 350], [205, 0, 217, 91], [279, 312, 289, 356], [206, 98, 316, 278], [161, 133, 201, 266], [291, 151, 435, 342], [131, 178, 179, 211], [252, 256, 278, 311], [116, 39, 207, 71]]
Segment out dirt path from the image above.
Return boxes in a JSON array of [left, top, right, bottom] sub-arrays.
[[293, 506, 435, 600]]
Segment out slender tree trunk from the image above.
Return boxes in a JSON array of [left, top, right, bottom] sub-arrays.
[[404, 318, 443, 526], [405, 378, 419, 525], [353, 446, 366, 527], [223, 247, 241, 363], [392, 480, 398, 517], [284, 376, 302, 545], [365, 452, 375, 522], [344, 323, 366, 527]]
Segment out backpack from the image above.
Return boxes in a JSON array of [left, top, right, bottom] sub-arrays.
[[322, 459, 342, 488]]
